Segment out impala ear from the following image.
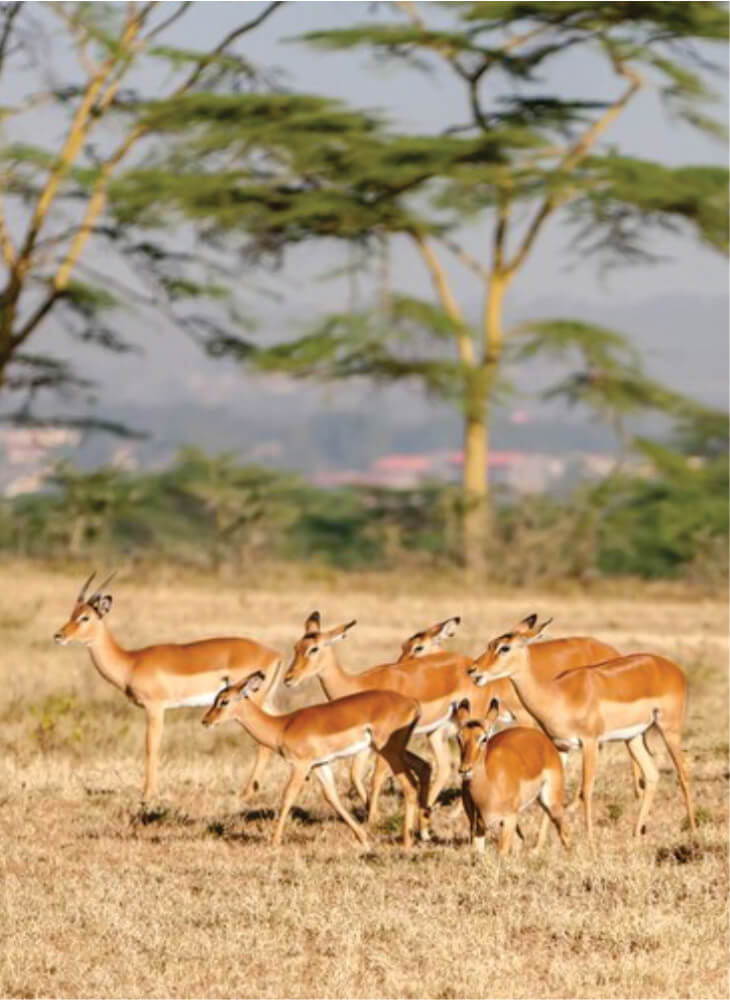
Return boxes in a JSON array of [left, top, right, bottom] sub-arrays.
[[435, 616, 461, 640], [305, 610, 321, 633], [455, 698, 471, 726], [95, 595, 113, 617], [323, 620, 357, 645], [238, 671, 265, 699], [513, 614, 538, 636], [485, 698, 500, 725], [527, 618, 553, 643]]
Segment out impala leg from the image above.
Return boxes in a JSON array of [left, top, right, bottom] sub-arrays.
[[350, 748, 371, 808], [426, 728, 453, 808], [627, 734, 659, 837], [536, 774, 570, 852], [367, 754, 391, 825], [242, 744, 274, 802], [534, 812, 551, 853], [403, 748, 432, 841], [473, 813, 487, 855], [630, 756, 644, 799], [580, 739, 598, 852], [498, 814, 518, 856], [272, 765, 308, 847], [562, 751, 582, 812], [656, 726, 696, 837], [142, 704, 164, 802], [462, 783, 476, 844], [377, 729, 424, 849], [314, 764, 370, 848]]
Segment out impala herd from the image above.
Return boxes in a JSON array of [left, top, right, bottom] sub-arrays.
[[54, 572, 697, 855]]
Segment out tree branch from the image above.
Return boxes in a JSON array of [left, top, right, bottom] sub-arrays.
[[436, 234, 489, 280], [0, 1, 20, 73], [412, 230, 474, 366], [506, 58, 645, 276]]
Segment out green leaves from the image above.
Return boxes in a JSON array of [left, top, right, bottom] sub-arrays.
[[573, 156, 729, 256]]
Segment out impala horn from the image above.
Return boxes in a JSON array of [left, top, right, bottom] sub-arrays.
[[77, 570, 97, 603], [88, 570, 117, 604]]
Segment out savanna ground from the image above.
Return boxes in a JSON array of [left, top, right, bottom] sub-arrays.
[[0, 562, 727, 999]]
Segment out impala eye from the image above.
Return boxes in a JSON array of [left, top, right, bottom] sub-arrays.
[[79, 615, 90, 623], [413, 644, 424, 653], [219, 699, 228, 707], [308, 646, 319, 655], [498, 645, 510, 654]]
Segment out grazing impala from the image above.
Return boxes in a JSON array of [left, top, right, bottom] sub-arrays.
[[54, 572, 282, 801], [283, 615, 533, 832], [241, 614, 463, 809], [202, 671, 431, 849], [456, 698, 570, 856], [468, 616, 696, 848]]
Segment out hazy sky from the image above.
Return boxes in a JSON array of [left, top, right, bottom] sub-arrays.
[[3, 1, 729, 423]]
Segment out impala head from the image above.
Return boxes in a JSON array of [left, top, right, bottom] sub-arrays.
[[455, 697, 500, 780], [283, 612, 357, 687], [54, 571, 117, 646], [398, 616, 461, 661], [201, 671, 265, 728], [468, 614, 553, 686]]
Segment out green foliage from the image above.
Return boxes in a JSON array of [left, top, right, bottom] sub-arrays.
[[2, 436, 726, 583]]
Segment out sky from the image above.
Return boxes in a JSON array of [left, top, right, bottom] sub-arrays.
[[2, 1, 728, 444]]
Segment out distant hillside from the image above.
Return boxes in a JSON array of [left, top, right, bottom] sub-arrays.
[[1, 291, 726, 478]]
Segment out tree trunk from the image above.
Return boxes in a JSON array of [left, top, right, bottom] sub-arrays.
[[461, 408, 488, 574], [460, 273, 509, 575]]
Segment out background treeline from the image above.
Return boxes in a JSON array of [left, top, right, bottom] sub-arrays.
[[4, 427, 726, 585]]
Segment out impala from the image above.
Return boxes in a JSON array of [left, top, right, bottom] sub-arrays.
[[283, 615, 533, 833], [468, 616, 696, 848], [240, 613, 462, 808], [201, 671, 431, 849], [54, 572, 282, 801], [455, 698, 569, 856]]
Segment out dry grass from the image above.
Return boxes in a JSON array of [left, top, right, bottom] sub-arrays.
[[0, 562, 727, 998]]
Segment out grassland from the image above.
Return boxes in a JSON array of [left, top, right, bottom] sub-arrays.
[[0, 562, 727, 998]]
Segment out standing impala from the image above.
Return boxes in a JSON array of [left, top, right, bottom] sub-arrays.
[[455, 698, 569, 857], [241, 614, 463, 808], [468, 615, 696, 849], [283, 615, 533, 833], [54, 572, 282, 801], [202, 671, 431, 849]]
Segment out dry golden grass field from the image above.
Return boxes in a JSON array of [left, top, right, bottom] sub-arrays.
[[0, 562, 727, 999]]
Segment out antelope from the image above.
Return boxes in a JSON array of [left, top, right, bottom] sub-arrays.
[[201, 671, 431, 849], [53, 572, 282, 801], [282, 615, 534, 834], [241, 614, 463, 809], [455, 698, 570, 856], [468, 615, 696, 849]]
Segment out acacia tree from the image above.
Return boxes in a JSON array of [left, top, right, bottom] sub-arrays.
[[133, 1, 725, 571], [0, 0, 286, 430]]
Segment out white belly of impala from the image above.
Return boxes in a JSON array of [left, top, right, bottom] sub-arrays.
[[166, 688, 226, 709], [311, 735, 372, 768], [599, 721, 651, 743], [417, 707, 455, 736]]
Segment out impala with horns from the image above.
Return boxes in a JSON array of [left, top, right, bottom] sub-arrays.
[[241, 613, 463, 810], [283, 613, 535, 833], [54, 572, 282, 801], [202, 671, 431, 849], [468, 615, 696, 849], [455, 698, 569, 857]]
